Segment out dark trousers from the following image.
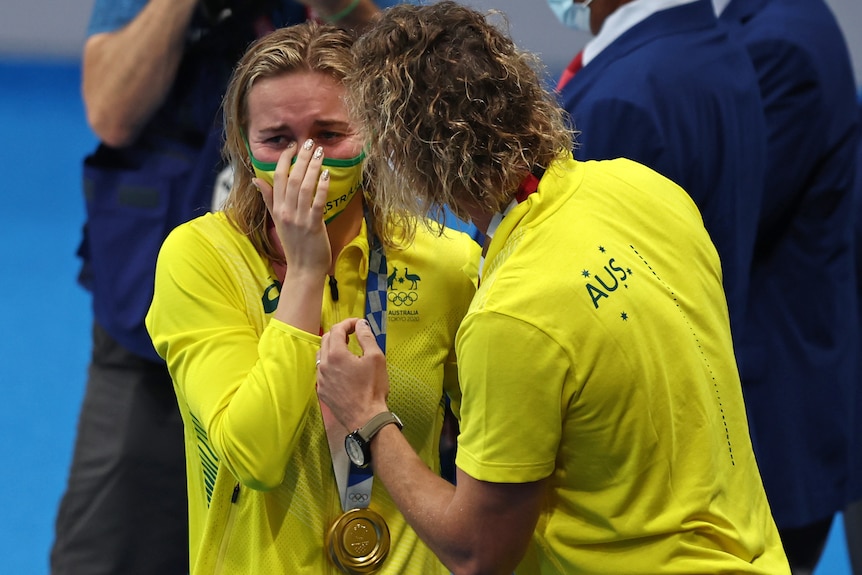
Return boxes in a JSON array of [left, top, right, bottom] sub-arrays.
[[846, 499, 862, 575], [780, 515, 834, 575], [51, 323, 188, 574]]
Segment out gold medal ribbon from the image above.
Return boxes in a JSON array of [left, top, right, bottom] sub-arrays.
[[324, 214, 390, 573]]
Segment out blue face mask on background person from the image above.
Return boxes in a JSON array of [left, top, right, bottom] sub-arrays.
[[546, 0, 593, 33], [248, 145, 366, 224]]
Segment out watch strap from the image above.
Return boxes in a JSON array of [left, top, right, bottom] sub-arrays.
[[358, 412, 403, 443]]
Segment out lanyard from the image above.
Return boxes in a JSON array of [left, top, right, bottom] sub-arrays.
[[479, 168, 544, 276], [365, 226, 388, 354], [326, 214, 388, 511]]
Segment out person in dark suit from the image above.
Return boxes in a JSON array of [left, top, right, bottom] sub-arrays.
[[715, 1, 860, 572], [553, 0, 766, 341]]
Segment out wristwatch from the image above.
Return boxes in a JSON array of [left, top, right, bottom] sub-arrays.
[[344, 412, 403, 468]]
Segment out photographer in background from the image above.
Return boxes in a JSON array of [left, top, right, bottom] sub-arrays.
[[50, 1, 386, 573]]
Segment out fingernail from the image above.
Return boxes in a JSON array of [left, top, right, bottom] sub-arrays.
[[313, 146, 324, 160], [320, 169, 330, 181], [303, 139, 314, 150], [287, 140, 297, 149]]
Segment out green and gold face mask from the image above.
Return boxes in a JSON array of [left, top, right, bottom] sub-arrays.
[[248, 146, 365, 224]]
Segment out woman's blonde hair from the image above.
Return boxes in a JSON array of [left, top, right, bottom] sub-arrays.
[[345, 1, 574, 246], [222, 21, 357, 262]]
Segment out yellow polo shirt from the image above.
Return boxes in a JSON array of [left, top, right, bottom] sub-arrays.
[[455, 155, 789, 574]]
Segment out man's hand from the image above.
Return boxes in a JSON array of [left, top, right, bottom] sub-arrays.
[[317, 318, 390, 431]]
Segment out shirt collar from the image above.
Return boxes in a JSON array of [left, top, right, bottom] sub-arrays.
[[583, 0, 700, 66], [711, 0, 732, 15]]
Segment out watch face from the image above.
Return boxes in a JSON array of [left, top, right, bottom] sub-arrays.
[[345, 434, 367, 467]]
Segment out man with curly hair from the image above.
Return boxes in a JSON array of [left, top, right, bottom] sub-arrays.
[[315, 2, 791, 574]]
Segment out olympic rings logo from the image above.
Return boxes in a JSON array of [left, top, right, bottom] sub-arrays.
[[388, 291, 418, 306], [348, 493, 370, 503]]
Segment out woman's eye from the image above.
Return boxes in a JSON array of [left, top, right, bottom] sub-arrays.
[[267, 135, 291, 145]]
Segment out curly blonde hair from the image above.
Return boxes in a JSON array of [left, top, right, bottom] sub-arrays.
[[221, 21, 357, 262], [345, 1, 574, 246]]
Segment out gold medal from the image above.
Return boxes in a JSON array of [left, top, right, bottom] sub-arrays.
[[326, 507, 391, 574]]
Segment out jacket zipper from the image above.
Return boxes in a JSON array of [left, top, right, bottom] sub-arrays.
[[213, 482, 241, 574], [327, 274, 342, 326], [328, 275, 339, 302]]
